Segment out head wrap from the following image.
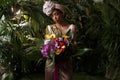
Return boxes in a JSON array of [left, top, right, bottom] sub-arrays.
[[43, 1, 64, 16]]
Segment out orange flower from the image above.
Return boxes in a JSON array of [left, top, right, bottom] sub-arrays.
[[63, 35, 70, 40], [55, 49, 62, 55]]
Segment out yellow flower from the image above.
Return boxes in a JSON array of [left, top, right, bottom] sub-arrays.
[[45, 34, 51, 39], [50, 34, 56, 38], [45, 34, 56, 39], [63, 35, 70, 40], [55, 49, 62, 55]]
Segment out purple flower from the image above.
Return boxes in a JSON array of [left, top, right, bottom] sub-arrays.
[[41, 41, 55, 58]]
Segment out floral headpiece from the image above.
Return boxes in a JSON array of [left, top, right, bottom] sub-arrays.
[[43, 0, 64, 16]]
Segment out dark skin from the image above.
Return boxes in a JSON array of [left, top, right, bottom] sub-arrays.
[[50, 9, 77, 44]]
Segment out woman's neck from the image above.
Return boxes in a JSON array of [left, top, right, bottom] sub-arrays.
[[55, 20, 67, 27]]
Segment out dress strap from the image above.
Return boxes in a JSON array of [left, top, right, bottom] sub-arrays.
[[47, 25, 53, 34]]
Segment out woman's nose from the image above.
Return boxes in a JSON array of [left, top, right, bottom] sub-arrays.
[[54, 16, 57, 19]]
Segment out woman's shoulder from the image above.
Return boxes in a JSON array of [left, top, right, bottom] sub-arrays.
[[69, 24, 76, 30], [47, 24, 56, 28], [69, 24, 76, 27]]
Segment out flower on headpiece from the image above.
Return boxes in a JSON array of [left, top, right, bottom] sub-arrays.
[[43, 1, 64, 16], [43, 1, 55, 16]]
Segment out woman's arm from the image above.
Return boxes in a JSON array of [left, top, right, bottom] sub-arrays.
[[70, 24, 77, 45]]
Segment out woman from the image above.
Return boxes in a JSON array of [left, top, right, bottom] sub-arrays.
[[43, 1, 77, 80]]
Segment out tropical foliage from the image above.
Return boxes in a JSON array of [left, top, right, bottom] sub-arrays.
[[0, 0, 120, 80]]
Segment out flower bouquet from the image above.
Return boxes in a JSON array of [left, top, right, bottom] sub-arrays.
[[41, 33, 70, 58]]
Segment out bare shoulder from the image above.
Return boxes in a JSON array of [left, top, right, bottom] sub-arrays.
[[70, 24, 76, 31]]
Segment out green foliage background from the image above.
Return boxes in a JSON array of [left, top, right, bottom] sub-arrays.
[[0, 0, 120, 80]]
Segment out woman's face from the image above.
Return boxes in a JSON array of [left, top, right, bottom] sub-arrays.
[[51, 9, 64, 23]]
